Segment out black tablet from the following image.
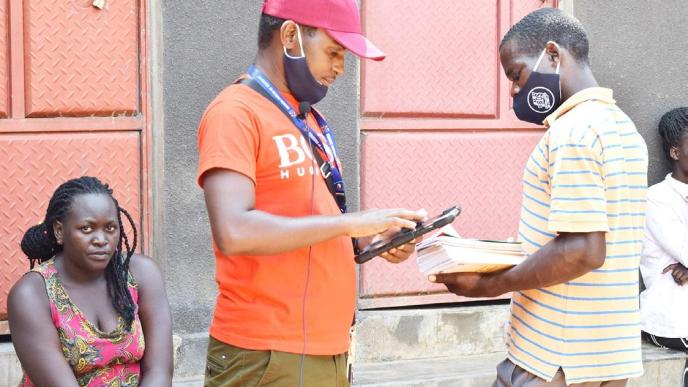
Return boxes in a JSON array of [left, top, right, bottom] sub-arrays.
[[354, 206, 461, 264]]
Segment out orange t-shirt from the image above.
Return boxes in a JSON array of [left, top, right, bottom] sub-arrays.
[[196, 82, 355, 355]]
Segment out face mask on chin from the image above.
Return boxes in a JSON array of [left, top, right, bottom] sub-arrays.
[[283, 23, 328, 105], [512, 46, 563, 125]]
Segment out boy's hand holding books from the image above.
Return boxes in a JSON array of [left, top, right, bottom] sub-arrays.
[[429, 271, 507, 298], [418, 225, 526, 297]]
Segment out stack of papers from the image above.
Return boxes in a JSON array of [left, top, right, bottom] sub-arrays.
[[416, 226, 526, 275]]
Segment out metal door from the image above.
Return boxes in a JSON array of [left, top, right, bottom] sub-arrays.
[[0, 0, 149, 333], [359, 0, 557, 308]]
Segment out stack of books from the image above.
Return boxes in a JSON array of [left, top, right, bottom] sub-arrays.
[[416, 226, 526, 275]]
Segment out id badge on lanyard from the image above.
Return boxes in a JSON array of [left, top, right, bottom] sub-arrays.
[[247, 65, 347, 213]]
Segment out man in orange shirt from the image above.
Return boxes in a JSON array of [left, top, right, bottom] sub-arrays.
[[197, 1, 426, 386]]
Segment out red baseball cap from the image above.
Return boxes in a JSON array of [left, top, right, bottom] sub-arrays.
[[262, 0, 385, 61]]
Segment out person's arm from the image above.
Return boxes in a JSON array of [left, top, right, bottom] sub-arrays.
[[431, 231, 605, 297], [129, 254, 173, 387], [8, 274, 80, 387], [645, 193, 688, 267], [203, 168, 425, 256], [433, 127, 609, 297]]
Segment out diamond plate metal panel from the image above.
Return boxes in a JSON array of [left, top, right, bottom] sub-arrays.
[[361, 0, 498, 118], [359, 131, 542, 299], [512, 0, 558, 25], [24, 0, 139, 117], [0, 132, 141, 319], [0, 0, 7, 118]]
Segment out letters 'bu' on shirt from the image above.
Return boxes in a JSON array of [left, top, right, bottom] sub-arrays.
[[640, 174, 688, 338], [196, 82, 354, 355], [510, 88, 648, 384]]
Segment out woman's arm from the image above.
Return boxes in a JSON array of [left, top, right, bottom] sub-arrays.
[[8, 273, 79, 387], [129, 254, 173, 386]]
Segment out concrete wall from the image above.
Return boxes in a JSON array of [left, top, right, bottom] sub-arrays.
[[574, 0, 688, 185], [157, 1, 359, 377]]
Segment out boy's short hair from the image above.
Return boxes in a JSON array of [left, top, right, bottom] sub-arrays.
[[658, 107, 688, 160], [501, 8, 590, 64]]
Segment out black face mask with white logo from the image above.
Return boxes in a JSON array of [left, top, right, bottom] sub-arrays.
[[513, 48, 562, 125]]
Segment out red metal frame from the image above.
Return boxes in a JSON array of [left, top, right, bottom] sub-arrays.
[[0, 1, 8, 117], [8, 0, 150, 249], [139, 0, 152, 253], [9, 0, 25, 119], [359, 0, 556, 132], [0, 117, 143, 132]]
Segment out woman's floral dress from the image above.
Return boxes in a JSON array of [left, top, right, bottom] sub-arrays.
[[19, 259, 145, 386]]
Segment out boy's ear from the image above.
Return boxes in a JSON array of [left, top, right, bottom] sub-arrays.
[[544, 41, 561, 67]]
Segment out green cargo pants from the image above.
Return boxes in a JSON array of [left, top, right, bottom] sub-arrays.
[[204, 336, 349, 387]]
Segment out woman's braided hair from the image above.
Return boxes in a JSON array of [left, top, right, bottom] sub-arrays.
[[20, 176, 138, 330]]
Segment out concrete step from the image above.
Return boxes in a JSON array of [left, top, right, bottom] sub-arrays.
[[352, 343, 687, 387], [352, 352, 504, 386], [0, 342, 206, 387], [4, 339, 684, 386], [0, 342, 22, 387], [635, 343, 688, 387], [172, 375, 204, 386], [352, 304, 510, 363], [0, 335, 187, 386]]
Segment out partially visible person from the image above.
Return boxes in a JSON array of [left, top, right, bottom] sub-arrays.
[[8, 176, 173, 387], [640, 107, 688, 358], [431, 8, 648, 386]]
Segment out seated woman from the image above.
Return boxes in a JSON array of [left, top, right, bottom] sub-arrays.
[[7, 176, 172, 386], [640, 107, 688, 354]]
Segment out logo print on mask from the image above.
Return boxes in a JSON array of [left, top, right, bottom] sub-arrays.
[[512, 45, 563, 125], [528, 87, 555, 114]]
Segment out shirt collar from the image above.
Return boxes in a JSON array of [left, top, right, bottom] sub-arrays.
[[666, 173, 688, 201], [543, 87, 616, 127]]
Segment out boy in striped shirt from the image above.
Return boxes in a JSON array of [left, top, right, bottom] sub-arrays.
[[431, 9, 648, 386]]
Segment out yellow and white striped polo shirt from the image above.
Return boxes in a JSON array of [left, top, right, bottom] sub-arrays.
[[508, 87, 648, 384]]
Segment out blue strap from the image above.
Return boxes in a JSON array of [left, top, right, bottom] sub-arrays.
[[245, 65, 347, 213]]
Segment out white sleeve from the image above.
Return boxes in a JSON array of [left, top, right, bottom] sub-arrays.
[[645, 192, 688, 267]]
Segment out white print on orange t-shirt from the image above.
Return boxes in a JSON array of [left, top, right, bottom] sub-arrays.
[[272, 133, 335, 180]]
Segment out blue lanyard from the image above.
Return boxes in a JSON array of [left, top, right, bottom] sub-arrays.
[[248, 65, 347, 213]]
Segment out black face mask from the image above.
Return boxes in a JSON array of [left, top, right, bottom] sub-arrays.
[[283, 24, 328, 105], [513, 48, 562, 125]]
